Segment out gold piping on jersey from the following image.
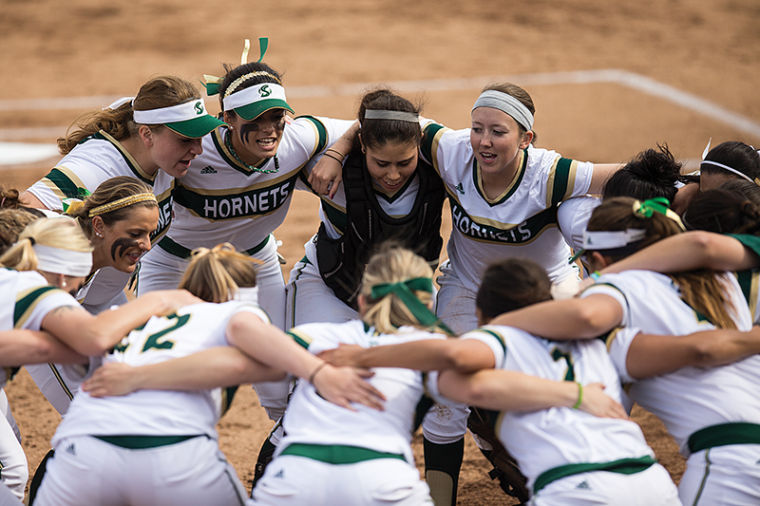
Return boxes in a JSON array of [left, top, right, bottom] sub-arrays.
[[48, 363, 75, 401], [475, 150, 526, 205], [14, 286, 63, 329], [41, 165, 88, 201], [98, 130, 156, 183]]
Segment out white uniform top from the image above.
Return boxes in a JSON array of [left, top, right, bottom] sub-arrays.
[[557, 195, 600, 253], [583, 270, 760, 454], [26, 130, 174, 243], [161, 118, 353, 255], [52, 300, 269, 445], [281, 321, 450, 462], [420, 123, 594, 290], [462, 325, 655, 491], [0, 269, 79, 387]]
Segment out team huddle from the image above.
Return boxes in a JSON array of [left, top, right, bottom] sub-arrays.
[[1, 38, 760, 505]]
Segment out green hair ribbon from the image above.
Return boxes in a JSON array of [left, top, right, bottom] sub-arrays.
[[370, 277, 451, 333], [202, 37, 269, 96], [633, 197, 685, 230]]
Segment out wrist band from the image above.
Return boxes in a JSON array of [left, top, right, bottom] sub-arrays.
[[572, 382, 583, 409], [322, 151, 344, 164], [325, 147, 346, 160], [309, 362, 328, 384], [590, 271, 601, 281]]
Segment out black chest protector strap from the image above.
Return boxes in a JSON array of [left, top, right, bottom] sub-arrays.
[[316, 148, 446, 308]]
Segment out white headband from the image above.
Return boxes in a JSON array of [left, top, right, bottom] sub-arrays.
[[472, 90, 534, 131], [33, 244, 92, 277], [103, 96, 134, 111], [132, 99, 210, 125], [700, 160, 755, 184], [222, 83, 287, 112], [364, 110, 419, 123], [581, 229, 647, 250]]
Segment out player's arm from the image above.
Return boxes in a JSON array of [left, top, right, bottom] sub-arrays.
[[0, 329, 86, 366], [624, 326, 760, 380], [437, 369, 627, 419], [82, 347, 281, 397], [318, 338, 496, 373], [225, 311, 385, 410], [41, 290, 201, 355], [598, 231, 759, 275], [587, 163, 623, 194], [489, 294, 623, 340], [308, 120, 359, 198], [18, 190, 50, 210]]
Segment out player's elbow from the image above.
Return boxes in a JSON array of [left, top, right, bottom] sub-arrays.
[[575, 303, 616, 337]]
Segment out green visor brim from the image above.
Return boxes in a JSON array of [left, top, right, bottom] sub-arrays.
[[233, 99, 294, 121], [165, 115, 226, 138]]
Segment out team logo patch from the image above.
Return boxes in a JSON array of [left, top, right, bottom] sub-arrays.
[[194, 101, 204, 115], [200, 166, 218, 174], [259, 85, 272, 98]]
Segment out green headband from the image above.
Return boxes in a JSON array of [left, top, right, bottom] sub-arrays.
[[632, 197, 685, 230], [370, 277, 450, 332]]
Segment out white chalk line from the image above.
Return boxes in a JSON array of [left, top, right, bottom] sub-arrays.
[[1, 69, 758, 141]]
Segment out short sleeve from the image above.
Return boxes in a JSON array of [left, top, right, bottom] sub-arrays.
[[603, 327, 640, 383]]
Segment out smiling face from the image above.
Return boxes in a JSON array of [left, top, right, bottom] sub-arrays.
[[224, 108, 287, 163], [470, 107, 532, 176], [93, 206, 158, 273], [146, 126, 203, 178], [364, 139, 419, 194]]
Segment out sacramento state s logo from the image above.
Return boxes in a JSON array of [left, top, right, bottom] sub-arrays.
[[194, 101, 204, 115], [259, 85, 272, 97]]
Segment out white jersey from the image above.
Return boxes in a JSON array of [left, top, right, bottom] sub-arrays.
[[583, 270, 760, 454], [280, 321, 450, 462], [462, 325, 655, 491], [0, 269, 79, 387], [159, 117, 353, 257], [75, 267, 128, 315], [52, 300, 269, 445], [557, 195, 600, 254], [26, 130, 174, 242], [420, 123, 594, 290]]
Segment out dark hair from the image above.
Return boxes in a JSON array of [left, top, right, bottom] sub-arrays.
[[701, 141, 760, 182], [476, 258, 552, 320], [682, 182, 760, 235], [217, 62, 283, 114], [357, 89, 422, 151], [603, 144, 681, 202]]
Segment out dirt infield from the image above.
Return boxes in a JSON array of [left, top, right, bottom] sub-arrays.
[[2, 0, 759, 503]]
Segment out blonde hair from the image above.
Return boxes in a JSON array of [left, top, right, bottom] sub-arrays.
[[57, 76, 201, 154], [588, 197, 737, 329], [0, 217, 92, 272], [179, 243, 258, 303], [359, 245, 434, 334], [67, 177, 157, 238]]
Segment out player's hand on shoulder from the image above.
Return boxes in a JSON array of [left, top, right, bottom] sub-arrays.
[[308, 153, 343, 198], [578, 382, 628, 420], [82, 362, 142, 397], [317, 343, 364, 367], [311, 363, 386, 411]]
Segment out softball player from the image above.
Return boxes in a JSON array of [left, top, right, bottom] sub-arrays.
[[0, 217, 195, 501], [254, 246, 453, 506], [285, 89, 445, 327], [136, 49, 355, 334], [25, 177, 161, 415], [20, 75, 224, 314], [699, 140, 760, 190], [35, 244, 384, 506], [494, 197, 760, 505]]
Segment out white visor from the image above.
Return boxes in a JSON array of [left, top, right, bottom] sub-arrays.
[[581, 229, 647, 250], [222, 83, 288, 112], [133, 99, 210, 124]]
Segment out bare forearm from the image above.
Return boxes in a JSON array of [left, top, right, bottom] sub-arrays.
[[439, 369, 578, 411], [600, 232, 756, 275], [490, 298, 618, 339], [0, 329, 85, 366]]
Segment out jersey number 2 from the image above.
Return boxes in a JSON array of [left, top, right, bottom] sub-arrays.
[[141, 313, 190, 352]]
